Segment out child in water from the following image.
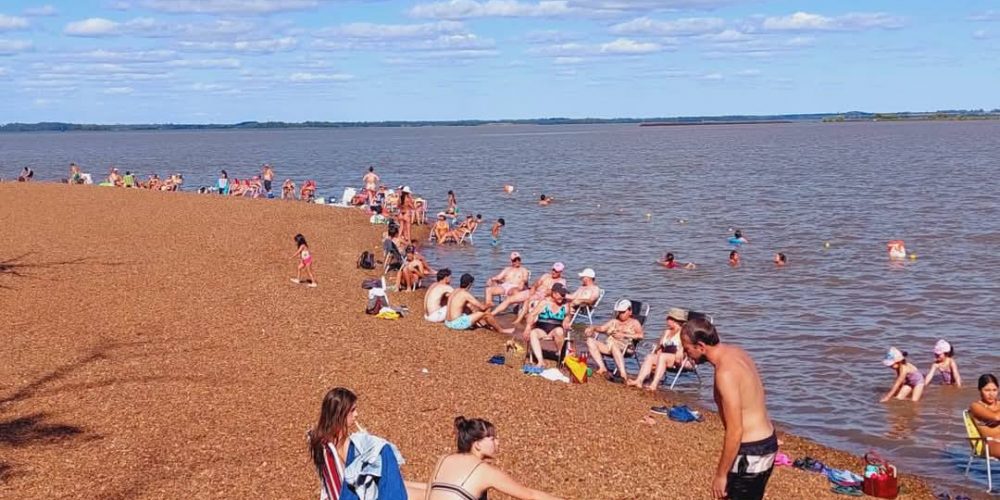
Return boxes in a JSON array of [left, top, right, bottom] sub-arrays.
[[774, 253, 787, 266], [491, 218, 505, 246], [291, 234, 318, 287], [729, 250, 741, 267], [659, 252, 696, 269], [539, 194, 552, 206], [729, 229, 749, 246], [880, 347, 925, 402], [926, 339, 962, 387]]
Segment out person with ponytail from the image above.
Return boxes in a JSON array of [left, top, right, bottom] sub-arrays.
[[308, 387, 421, 499], [425, 417, 562, 500], [879, 347, 925, 402], [970, 374, 1000, 458]]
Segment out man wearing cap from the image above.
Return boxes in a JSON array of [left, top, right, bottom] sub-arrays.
[[680, 317, 776, 500], [424, 269, 453, 323], [432, 213, 450, 243], [493, 262, 567, 323], [485, 252, 531, 305], [629, 308, 689, 390], [567, 268, 600, 309], [444, 273, 514, 334], [584, 299, 644, 380]]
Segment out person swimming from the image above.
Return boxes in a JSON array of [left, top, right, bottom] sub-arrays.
[[538, 194, 552, 206], [728, 229, 749, 246], [659, 252, 696, 270], [729, 250, 741, 267], [491, 218, 505, 246], [773, 253, 786, 267]]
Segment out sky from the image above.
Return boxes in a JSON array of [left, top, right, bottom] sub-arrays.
[[0, 0, 997, 123]]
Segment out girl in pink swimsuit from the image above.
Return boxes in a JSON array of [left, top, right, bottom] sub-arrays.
[[291, 234, 317, 287]]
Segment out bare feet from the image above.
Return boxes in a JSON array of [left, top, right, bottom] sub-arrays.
[[595, 368, 608, 375], [643, 385, 657, 391], [501, 327, 515, 335], [625, 380, 642, 388]]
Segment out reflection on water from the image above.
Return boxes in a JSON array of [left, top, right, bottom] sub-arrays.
[[4, 121, 999, 490]]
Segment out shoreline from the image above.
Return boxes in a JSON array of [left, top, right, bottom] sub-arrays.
[[0, 183, 941, 498]]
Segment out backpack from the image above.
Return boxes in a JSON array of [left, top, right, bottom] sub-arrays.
[[366, 294, 386, 315], [357, 251, 375, 270]]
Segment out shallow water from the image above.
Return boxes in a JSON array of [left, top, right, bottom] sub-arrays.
[[4, 121, 999, 490]]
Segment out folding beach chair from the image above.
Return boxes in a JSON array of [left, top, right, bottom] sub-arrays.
[[569, 288, 604, 326], [963, 409, 996, 492], [608, 299, 649, 377], [666, 311, 712, 389], [382, 239, 403, 276]]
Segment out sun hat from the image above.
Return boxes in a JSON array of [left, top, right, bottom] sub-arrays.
[[933, 339, 952, 356], [882, 347, 904, 366], [552, 262, 565, 272], [437, 212, 446, 218], [510, 251, 521, 261], [578, 268, 595, 278], [667, 307, 689, 323], [614, 299, 632, 313]]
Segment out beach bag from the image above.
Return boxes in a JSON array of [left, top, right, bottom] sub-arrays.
[[366, 295, 386, 315], [861, 451, 899, 499], [667, 405, 702, 423], [564, 355, 588, 383], [357, 251, 376, 270]]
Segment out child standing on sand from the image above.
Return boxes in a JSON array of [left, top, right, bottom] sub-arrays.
[[491, 218, 505, 246], [880, 347, 925, 402], [291, 234, 317, 287]]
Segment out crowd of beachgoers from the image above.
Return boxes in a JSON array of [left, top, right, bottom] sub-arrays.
[[9, 163, 998, 499]]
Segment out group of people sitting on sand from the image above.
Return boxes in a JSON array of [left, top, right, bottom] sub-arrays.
[[216, 166, 318, 201]]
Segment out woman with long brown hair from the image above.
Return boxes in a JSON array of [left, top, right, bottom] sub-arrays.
[[309, 387, 419, 499]]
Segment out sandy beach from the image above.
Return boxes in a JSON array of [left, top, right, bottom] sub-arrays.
[[0, 183, 936, 499]]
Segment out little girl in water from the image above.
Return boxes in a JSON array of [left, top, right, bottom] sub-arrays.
[[880, 347, 925, 402], [291, 234, 317, 287], [926, 339, 962, 387]]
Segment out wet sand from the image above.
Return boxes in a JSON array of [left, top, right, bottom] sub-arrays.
[[0, 183, 935, 499]]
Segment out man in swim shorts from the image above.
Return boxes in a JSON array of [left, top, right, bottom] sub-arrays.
[[424, 269, 453, 323], [444, 274, 514, 334], [262, 164, 274, 194], [485, 252, 531, 305], [680, 317, 776, 500]]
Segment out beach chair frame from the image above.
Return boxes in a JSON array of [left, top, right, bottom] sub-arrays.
[[607, 299, 649, 377], [963, 409, 996, 492], [569, 288, 605, 327]]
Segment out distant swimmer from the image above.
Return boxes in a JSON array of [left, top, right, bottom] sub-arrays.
[[773, 253, 786, 267], [539, 194, 552, 206], [880, 347, 925, 402], [729, 250, 741, 267], [491, 218, 505, 246], [659, 252, 696, 270], [887, 240, 907, 260], [728, 230, 749, 246]]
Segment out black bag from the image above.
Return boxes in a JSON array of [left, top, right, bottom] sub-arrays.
[[366, 295, 386, 315], [357, 251, 376, 270]]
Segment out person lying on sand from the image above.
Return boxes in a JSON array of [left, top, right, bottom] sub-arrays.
[[425, 416, 563, 500], [444, 274, 513, 334], [584, 299, 644, 381], [484, 252, 530, 306], [424, 269, 453, 323]]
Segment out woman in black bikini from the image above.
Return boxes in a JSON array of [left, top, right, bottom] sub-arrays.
[[970, 373, 1000, 458], [425, 417, 562, 500]]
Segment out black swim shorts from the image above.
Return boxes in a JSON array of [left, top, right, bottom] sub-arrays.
[[726, 432, 778, 500]]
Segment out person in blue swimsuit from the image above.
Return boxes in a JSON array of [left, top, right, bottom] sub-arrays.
[[523, 283, 573, 370]]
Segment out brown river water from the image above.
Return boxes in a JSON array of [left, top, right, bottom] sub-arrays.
[[3, 121, 998, 491]]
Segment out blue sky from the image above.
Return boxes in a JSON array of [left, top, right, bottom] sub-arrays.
[[0, 0, 997, 123]]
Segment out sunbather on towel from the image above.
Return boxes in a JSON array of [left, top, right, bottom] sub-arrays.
[[444, 274, 513, 334], [584, 299, 644, 381], [424, 269, 453, 323]]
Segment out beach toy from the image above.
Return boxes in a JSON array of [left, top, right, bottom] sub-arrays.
[[887, 240, 906, 260], [909, 253, 917, 260], [503, 184, 514, 193], [824, 241, 831, 248]]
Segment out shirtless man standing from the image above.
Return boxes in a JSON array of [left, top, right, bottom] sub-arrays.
[[680, 317, 776, 500], [444, 274, 514, 334], [424, 269, 453, 323], [484, 252, 530, 305], [262, 164, 274, 194], [362, 166, 379, 201]]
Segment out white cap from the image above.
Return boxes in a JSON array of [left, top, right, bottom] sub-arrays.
[[933, 339, 952, 356], [578, 268, 595, 278], [402, 186, 411, 193], [614, 299, 632, 312]]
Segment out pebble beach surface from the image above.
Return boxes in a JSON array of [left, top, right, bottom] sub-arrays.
[[0, 183, 936, 499]]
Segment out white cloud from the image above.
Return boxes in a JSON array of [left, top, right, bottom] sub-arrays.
[[166, 58, 242, 69], [320, 21, 466, 40], [701, 28, 752, 43], [699, 72, 723, 80], [77, 49, 177, 62], [0, 14, 30, 31], [64, 18, 119, 37], [288, 72, 354, 82], [761, 11, 904, 32], [103, 86, 135, 95], [179, 37, 298, 53], [599, 38, 662, 54], [610, 16, 724, 36], [553, 56, 585, 64], [0, 39, 33, 55], [139, 0, 323, 14], [0, 67, 7, 76], [33, 98, 56, 107], [410, 0, 573, 19], [968, 10, 1000, 22], [23, 5, 58, 17]]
